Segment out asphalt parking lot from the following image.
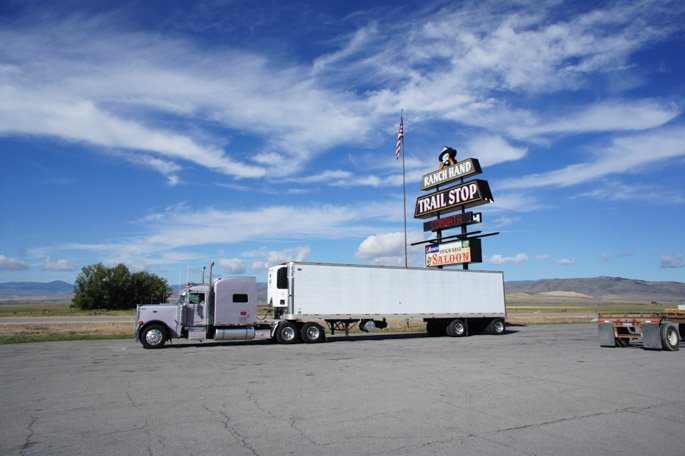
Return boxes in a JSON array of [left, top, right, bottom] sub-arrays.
[[1, 323, 683, 455]]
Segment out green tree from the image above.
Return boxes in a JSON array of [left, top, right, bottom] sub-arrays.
[[129, 271, 172, 305], [72, 263, 172, 310]]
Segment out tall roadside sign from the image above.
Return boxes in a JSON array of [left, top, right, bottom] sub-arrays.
[[412, 146, 498, 269]]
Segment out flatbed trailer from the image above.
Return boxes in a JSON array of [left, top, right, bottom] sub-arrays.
[[598, 311, 684, 351]]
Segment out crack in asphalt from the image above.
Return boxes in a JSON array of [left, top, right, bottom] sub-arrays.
[[19, 416, 37, 455], [205, 404, 259, 456]]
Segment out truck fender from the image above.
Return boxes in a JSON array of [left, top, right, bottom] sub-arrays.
[[137, 320, 173, 342]]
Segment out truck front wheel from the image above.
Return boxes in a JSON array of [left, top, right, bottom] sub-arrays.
[[301, 323, 325, 343], [276, 322, 300, 344], [140, 324, 167, 349]]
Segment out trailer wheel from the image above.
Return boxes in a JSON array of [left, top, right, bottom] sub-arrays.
[[446, 319, 467, 337], [140, 324, 167, 349], [615, 337, 629, 347], [301, 323, 325, 343], [487, 318, 506, 335], [276, 322, 300, 344], [660, 325, 680, 351], [426, 320, 446, 337]]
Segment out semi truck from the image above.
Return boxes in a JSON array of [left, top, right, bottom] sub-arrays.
[[598, 310, 684, 351], [135, 262, 507, 348]]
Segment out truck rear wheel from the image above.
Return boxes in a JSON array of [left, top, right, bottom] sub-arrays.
[[140, 324, 167, 349], [276, 322, 300, 344], [487, 318, 506, 335], [301, 323, 325, 343], [660, 324, 680, 351], [426, 320, 446, 337], [446, 319, 467, 337]]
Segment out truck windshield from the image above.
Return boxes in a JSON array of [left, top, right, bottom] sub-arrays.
[[189, 293, 205, 304], [177, 294, 185, 305]]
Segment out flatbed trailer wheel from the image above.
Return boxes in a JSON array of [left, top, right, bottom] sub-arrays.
[[140, 324, 167, 349], [661, 324, 680, 351], [615, 337, 629, 347], [301, 322, 325, 343], [487, 318, 506, 335], [446, 319, 467, 337], [276, 322, 300, 344]]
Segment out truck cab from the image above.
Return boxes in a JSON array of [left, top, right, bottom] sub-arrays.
[[136, 275, 273, 348]]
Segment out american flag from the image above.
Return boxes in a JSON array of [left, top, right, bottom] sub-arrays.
[[396, 113, 403, 159]]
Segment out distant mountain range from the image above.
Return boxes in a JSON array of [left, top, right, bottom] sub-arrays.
[[0, 277, 683, 303], [505, 276, 685, 303], [0, 281, 74, 301]]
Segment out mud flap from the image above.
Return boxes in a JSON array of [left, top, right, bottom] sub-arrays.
[[598, 323, 616, 347], [641, 324, 662, 350]]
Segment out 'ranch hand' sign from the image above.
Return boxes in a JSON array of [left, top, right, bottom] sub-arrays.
[[420, 158, 482, 191]]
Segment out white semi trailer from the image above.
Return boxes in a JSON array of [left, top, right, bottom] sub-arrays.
[[136, 262, 507, 348]]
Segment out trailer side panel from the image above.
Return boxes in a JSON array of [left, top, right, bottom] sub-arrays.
[[287, 263, 505, 319]]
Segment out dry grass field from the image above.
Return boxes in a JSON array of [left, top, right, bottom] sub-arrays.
[[1, 297, 671, 343], [0, 322, 135, 343], [0, 301, 137, 318]]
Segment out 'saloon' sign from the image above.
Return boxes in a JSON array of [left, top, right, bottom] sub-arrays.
[[425, 239, 482, 267]]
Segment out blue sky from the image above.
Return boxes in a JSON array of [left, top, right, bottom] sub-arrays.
[[1, 0, 684, 285]]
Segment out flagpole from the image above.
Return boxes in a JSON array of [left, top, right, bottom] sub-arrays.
[[401, 110, 408, 268]]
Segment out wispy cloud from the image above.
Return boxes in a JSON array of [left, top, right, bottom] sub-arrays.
[[499, 127, 685, 190], [34, 202, 403, 269], [1, 0, 682, 186]]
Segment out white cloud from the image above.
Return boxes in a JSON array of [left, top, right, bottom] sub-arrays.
[[249, 246, 311, 273], [558, 257, 576, 265], [41, 256, 77, 272], [355, 231, 425, 266], [598, 253, 610, 262], [0, 254, 29, 271], [464, 136, 527, 166], [220, 258, 246, 275], [486, 253, 529, 265], [660, 254, 684, 269]]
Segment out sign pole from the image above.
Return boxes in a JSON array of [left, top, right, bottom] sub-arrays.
[[401, 111, 408, 268], [461, 176, 468, 270]]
